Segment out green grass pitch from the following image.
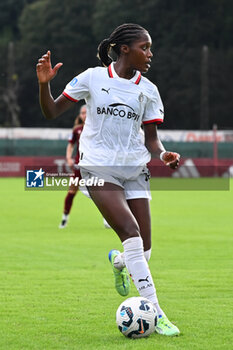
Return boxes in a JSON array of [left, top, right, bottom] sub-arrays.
[[0, 178, 233, 350]]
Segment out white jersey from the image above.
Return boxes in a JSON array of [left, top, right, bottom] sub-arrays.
[[63, 62, 164, 166]]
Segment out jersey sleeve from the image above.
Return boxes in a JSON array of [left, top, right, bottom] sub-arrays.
[[62, 68, 91, 102], [68, 130, 76, 145], [142, 85, 164, 125]]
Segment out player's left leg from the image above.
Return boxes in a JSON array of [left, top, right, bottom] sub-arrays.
[[127, 198, 151, 251], [113, 197, 180, 336], [128, 198, 179, 335], [108, 198, 152, 298]]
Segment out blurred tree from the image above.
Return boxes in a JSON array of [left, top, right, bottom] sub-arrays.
[[93, 0, 233, 129], [0, 43, 8, 126], [0, 0, 37, 42], [2, 42, 21, 126], [18, 0, 97, 127], [200, 45, 209, 130], [0, 0, 37, 126], [0, 0, 232, 128]]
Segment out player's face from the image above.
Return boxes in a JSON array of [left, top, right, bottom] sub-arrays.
[[127, 33, 153, 73], [79, 106, 86, 122]]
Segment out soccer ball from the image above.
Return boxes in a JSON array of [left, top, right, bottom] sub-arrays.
[[116, 297, 157, 338]]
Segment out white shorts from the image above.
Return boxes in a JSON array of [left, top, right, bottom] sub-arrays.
[[80, 165, 152, 200]]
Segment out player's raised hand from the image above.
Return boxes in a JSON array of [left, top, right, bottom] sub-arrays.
[[36, 51, 63, 83], [160, 151, 180, 169]]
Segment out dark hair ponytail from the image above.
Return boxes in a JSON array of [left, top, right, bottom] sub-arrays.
[[97, 23, 147, 67], [73, 116, 83, 129], [97, 38, 112, 67]]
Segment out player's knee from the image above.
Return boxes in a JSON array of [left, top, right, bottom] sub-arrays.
[[119, 221, 140, 241], [68, 189, 77, 195], [143, 240, 151, 252]]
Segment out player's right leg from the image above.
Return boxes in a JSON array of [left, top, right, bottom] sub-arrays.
[[103, 217, 111, 228], [59, 182, 78, 228], [108, 248, 130, 296], [87, 183, 155, 299], [113, 198, 152, 268], [87, 182, 140, 297]]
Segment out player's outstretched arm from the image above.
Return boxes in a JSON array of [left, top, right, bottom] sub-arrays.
[[144, 123, 180, 169], [36, 51, 74, 119]]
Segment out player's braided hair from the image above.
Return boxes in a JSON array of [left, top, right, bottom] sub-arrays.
[[97, 23, 147, 67]]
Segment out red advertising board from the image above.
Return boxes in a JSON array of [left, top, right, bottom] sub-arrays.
[[0, 156, 232, 178]]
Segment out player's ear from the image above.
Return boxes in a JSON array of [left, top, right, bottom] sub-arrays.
[[120, 44, 130, 54]]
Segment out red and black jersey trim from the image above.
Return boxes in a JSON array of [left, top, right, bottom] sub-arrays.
[[108, 65, 113, 78], [108, 64, 142, 84], [135, 73, 142, 85], [62, 92, 78, 103], [143, 118, 164, 125]]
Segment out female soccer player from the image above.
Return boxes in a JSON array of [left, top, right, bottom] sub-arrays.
[[37, 23, 180, 336], [59, 105, 86, 229]]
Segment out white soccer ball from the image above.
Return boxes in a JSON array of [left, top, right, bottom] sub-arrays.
[[116, 297, 157, 338]]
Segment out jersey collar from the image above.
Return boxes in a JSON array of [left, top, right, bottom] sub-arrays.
[[108, 62, 141, 85]]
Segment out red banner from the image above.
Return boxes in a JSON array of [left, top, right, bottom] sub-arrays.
[[0, 156, 232, 178]]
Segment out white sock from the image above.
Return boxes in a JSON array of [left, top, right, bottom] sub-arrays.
[[113, 248, 152, 269], [155, 303, 165, 317], [144, 248, 151, 262], [122, 237, 158, 305], [143, 248, 165, 316], [114, 241, 165, 316], [62, 213, 69, 221]]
